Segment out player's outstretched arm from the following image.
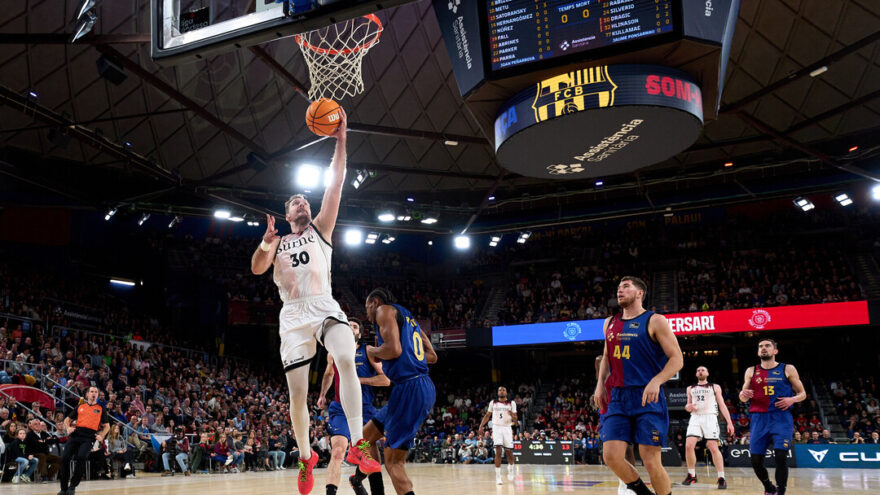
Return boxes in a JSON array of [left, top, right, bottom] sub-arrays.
[[642, 314, 683, 406], [313, 109, 347, 239], [776, 364, 807, 411], [421, 329, 438, 364], [739, 367, 754, 402], [361, 358, 391, 387], [251, 214, 280, 275]]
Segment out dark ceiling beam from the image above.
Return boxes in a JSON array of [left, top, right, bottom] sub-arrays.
[[689, 87, 880, 152], [248, 46, 310, 98], [720, 30, 880, 114], [0, 108, 189, 135], [0, 33, 151, 45], [0, 84, 180, 184], [733, 110, 880, 182], [96, 45, 271, 161], [352, 162, 512, 181], [460, 174, 504, 234]]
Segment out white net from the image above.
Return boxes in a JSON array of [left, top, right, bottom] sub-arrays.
[[295, 15, 383, 101]]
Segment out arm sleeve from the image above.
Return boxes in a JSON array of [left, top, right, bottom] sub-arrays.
[[66, 407, 78, 421], [511, 402, 517, 413], [100, 407, 110, 425]]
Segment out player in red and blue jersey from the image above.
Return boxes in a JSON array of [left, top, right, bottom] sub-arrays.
[[358, 288, 437, 495], [317, 318, 390, 495], [594, 276, 683, 495], [739, 339, 806, 495]]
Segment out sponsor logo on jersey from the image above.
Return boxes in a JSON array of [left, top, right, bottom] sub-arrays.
[[628, 322, 640, 329]]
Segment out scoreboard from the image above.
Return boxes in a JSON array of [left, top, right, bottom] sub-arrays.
[[512, 440, 574, 464], [486, 0, 675, 72]]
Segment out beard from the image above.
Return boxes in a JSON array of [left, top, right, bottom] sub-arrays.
[[759, 353, 773, 361]]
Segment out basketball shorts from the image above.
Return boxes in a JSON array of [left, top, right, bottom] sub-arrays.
[[492, 425, 514, 449], [686, 414, 720, 441], [279, 294, 349, 371], [372, 375, 435, 450], [327, 401, 377, 440], [749, 410, 793, 455], [599, 386, 669, 447]]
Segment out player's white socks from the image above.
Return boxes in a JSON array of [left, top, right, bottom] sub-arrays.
[[688, 468, 695, 476], [717, 471, 725, 478], [496, 467, 501, 476], [324, 322, 364, 443], [285, 365, 313, 460]]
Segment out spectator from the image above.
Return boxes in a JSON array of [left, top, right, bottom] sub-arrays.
[[9, 427, 40, 484]]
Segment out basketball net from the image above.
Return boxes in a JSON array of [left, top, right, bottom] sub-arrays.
[[295, 14, 383, 101]]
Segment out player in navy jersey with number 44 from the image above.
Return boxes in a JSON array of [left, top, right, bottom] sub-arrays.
[[357, 288, 437, 495], [594, 277, 683, 495], [739, 339, 806, 495]]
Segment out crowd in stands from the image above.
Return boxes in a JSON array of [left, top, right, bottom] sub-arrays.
[[832, 376, 880, 444]]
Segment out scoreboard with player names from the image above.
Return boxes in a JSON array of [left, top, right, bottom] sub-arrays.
[[486, 0, 674, 72]]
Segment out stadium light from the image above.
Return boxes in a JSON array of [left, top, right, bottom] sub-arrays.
[[872, 184, 880, 201], [454, 235, 471, 250], [110, 278, 135, 287], [377, 210, 395, 222], [421, 216, 438, 225], [70, 10, 97, 43], [168, 216, 182, 229], [214, 209, 231, 219], [793, 197, 815, 212], [296, 164, 321, 189], [323, 169, 333, 188], [351, 169, 367, 189], [516, 232, 531, 244], [365, 232, 379, 244], [835, 193, 853, 207], [104, 207, 117, 221], [381, 235, 396, 245], [229, 215, 244, 222], [137, 213, 150, 226], [344, 229, 363, 246], [595, 180, 604, 187], [489, 235, 501, 247]]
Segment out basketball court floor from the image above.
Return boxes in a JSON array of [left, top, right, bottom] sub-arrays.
[[4, 464, 878, 494]]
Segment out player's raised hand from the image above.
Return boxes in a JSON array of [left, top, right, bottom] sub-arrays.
[[329, 107, 347, 140], [263, 214, 279, 244]]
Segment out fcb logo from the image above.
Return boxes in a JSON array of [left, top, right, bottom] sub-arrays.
[[532, 66, 618, 123], [629, 322, 640, 329], [651, 430, 660, 443], [546, 163, 585, 175], [755, 377, 763, 384], [748, 309, 772, 329]]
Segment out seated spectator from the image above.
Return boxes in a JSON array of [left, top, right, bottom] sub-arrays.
[[852, 432, 866, 444], [8, 427, 39, 484]]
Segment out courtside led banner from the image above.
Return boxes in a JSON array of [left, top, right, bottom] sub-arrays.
[[492, 301, 870, 346]]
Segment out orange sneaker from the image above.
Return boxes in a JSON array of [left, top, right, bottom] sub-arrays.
[[345, 439, 381, 474], [297, 453, 319, 494]]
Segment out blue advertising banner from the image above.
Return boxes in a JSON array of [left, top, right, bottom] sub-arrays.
[[794, 444, 880, 469], [492, 319, 605, 346]]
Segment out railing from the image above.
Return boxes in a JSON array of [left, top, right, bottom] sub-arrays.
[[51, 325, 214, 363], [0, 358, 47, 389], [0, 311, 35, 329], [0, 387, 57, 432]]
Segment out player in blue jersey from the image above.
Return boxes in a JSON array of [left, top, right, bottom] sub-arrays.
[[355, 288, 437, 495], [593, 276, 683, 495], [739, 339, 806, 495], [317, 318, 390, 495]]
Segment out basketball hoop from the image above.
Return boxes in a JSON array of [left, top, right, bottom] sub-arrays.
[[295, 14, 383, 101]]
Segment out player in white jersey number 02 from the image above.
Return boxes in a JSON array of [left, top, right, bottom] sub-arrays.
[[682, 366, 735, 490], [250, 109, 380, 495], [479, 386, 518, 485]]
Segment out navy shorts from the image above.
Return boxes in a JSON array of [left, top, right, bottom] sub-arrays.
[[599, 386, 669, 447], [749, 410, 793, 455], [327, 401, 377, 440], [372, 375, 435, 450]]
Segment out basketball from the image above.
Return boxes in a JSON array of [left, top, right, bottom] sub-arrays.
[[306, 98, 343, 136]]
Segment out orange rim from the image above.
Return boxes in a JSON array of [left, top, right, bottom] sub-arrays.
[[295, 14, 383, 56]]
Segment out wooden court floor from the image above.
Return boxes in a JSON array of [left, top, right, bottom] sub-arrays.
[[4, 464, 879, 494]]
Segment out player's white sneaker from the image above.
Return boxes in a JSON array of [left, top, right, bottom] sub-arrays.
[[507, 467, 514, 481], [496, 473, 503, 485], [618, 481, 636, 495]]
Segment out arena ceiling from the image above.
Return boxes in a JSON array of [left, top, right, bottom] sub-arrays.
[[1, 0, 880, 233]]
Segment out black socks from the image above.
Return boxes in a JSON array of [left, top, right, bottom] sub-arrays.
[[626, 478, 654, 495], [368, 472, 385, 494], [326, 485, 337, 495]]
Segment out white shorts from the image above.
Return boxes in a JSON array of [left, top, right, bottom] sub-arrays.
[[686, 414, 720, 441], [492, 426, 514, 449], [279, 294, 348, 371]]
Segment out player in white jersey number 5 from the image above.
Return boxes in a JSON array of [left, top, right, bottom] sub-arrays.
[[250, 109, 379, 495], [682, 366, 734, 490], [479, 386, 517, 485]]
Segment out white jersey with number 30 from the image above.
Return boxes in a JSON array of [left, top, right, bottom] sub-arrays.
[[273, 223, 333, 303]]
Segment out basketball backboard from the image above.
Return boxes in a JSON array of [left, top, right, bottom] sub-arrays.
[[150, 0, 412, 64]]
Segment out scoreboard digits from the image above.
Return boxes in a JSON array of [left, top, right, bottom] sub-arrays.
[[487, 0, 674, 71]]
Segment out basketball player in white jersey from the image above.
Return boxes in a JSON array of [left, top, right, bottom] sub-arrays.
[[478, 386, 517, 485], [250, 109, 379, 494], [682, 366, 734, 490]]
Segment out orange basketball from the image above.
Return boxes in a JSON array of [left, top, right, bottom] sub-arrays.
[[306, 98, 343, 136]]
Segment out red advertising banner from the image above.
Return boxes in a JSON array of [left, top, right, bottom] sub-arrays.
[[665, 301, 870, 336]]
